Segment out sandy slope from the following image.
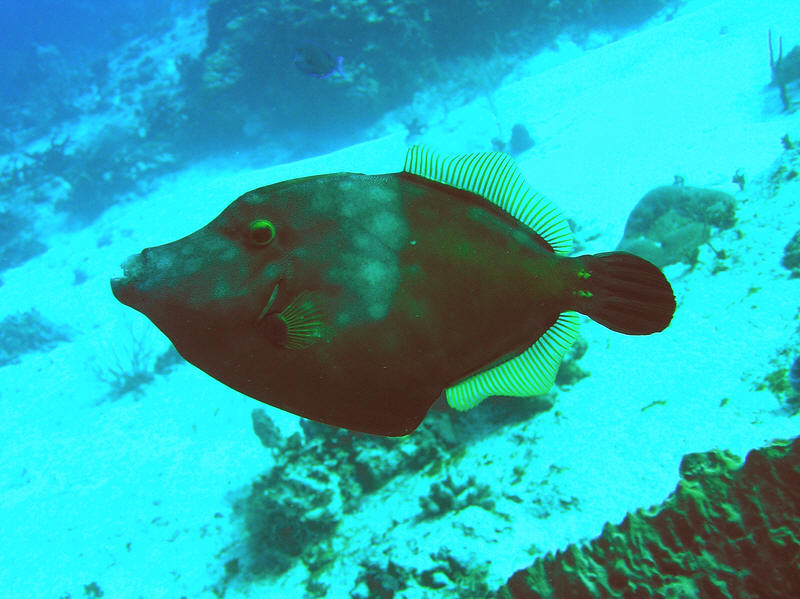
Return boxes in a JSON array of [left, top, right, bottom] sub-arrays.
[[1, 0, 799, 597]]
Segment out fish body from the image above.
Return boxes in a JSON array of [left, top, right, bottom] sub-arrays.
[[293, 41, 344, 78], [111, 148, 675, 436]]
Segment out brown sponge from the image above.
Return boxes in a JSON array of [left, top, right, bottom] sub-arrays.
[[498, 437, 800, 598]]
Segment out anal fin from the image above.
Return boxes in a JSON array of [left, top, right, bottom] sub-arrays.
[[446, 312, 580, 411]]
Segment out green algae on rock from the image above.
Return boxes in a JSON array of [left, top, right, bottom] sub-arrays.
[[498, 437, 800, 598]]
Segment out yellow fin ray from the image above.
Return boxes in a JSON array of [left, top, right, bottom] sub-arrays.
[[277, 291, 330, 350], [403, 145, 573, 255], [445, 312, 580, 411]]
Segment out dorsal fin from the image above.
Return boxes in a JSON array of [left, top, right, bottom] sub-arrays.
[[445, 312, 581, 410], [403, 145, 573, 255]]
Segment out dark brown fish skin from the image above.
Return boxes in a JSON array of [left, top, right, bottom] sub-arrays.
[[111, 173, 665, 436]]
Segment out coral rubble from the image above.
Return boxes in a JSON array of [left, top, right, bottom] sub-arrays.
[[233, 410, 462, 577], [0, 309, 71, 366], [230, 395, 555, 585]]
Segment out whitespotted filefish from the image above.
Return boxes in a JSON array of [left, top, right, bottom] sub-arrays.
[[111, 147, 675, 436]]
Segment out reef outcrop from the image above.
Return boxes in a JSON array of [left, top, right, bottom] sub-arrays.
[[617, 183, 737, 268], [183, 0, 676, 153], [498, 437, 800, 598]]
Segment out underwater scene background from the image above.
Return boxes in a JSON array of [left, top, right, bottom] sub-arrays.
[[2, 0, 799, 597]]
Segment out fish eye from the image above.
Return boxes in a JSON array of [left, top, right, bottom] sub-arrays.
[[248, 219, 276, 246]]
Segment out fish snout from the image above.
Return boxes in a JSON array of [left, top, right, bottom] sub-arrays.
[[114, 250, 149, 282], [110, 248, 161, 308], [110, 251, 144, 305]]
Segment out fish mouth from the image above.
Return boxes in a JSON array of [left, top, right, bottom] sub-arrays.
[[114, 252, 148, 281], [110, 251, 149, 300]]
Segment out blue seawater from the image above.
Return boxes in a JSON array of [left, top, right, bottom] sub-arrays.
[[0, 0, 198, 101]]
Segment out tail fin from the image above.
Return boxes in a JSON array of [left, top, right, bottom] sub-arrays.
[[573, 252, 675, 335]]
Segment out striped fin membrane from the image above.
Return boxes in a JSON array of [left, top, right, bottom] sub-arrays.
[[403, 145, 573, 255], [402, 146, 579, 410], [446, 312, 581, 411]]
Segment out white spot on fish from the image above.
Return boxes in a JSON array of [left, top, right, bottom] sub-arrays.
[[369, 212, 402, 239], [262, 263, 282, 280], [321, 175, 412, 327], [360, 260, 389, 286], [368, 303, 387, 319], [219, 247, 238, 263]]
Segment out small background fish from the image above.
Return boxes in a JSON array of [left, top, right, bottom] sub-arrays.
[[293, 40, 345, 78]]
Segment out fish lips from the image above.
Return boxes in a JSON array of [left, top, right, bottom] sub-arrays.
[[110, 251, 149, 307]]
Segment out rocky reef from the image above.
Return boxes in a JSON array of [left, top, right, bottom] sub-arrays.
[[783, 230, 800, 277], [617, 182, 737, 269], [0, 1, 679, 278], [498, 436, 800, 598], [179, 0, 678, 155], [235, 407, 501, 575], [233, 409, 462, 578], [215, 394, 558, 595], [0, 10, 207, 276], [0, 309, 71, 367]]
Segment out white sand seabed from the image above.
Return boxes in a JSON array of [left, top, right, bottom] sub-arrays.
[[1, 0, 799, 596]]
